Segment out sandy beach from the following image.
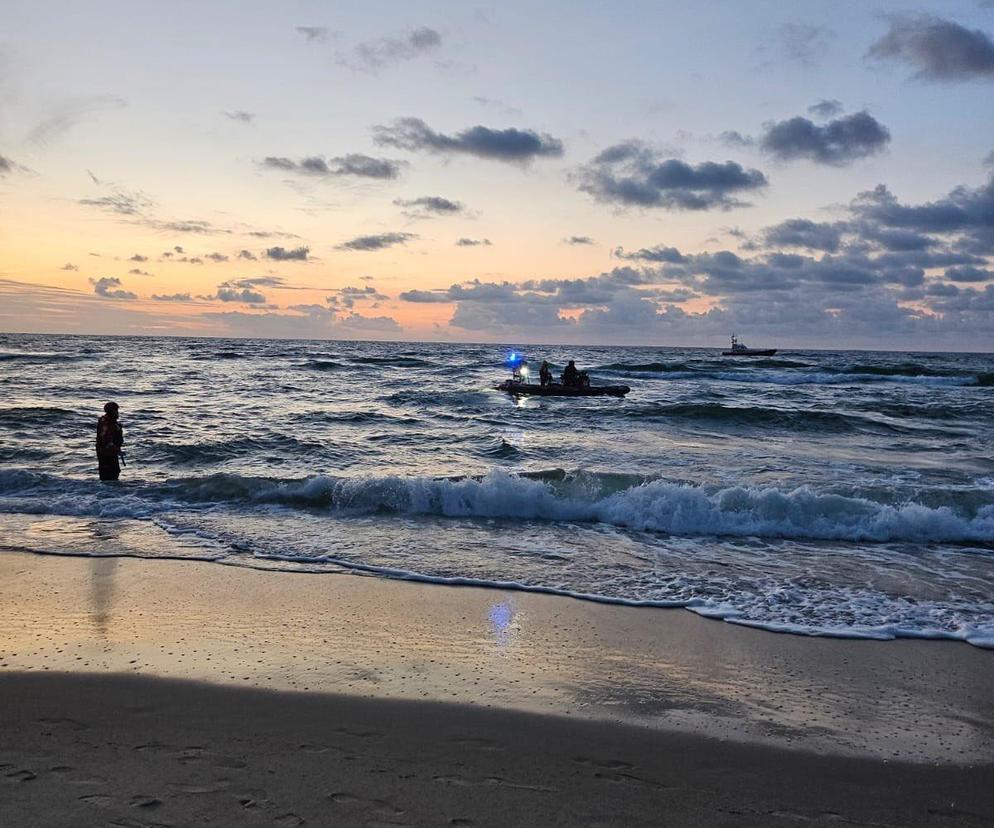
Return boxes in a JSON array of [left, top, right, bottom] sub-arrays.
[[1, 550, 992, 826]]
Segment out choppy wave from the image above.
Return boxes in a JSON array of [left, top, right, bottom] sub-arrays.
[[303, 359, 345, 371], [838, 362, 963, 378], [0, 351, 82, 364], [672, 369, 979, 387], [4, 468, 992, 545], [621, 402, 939, 434], [599, 361, 694, 373], [351, 356, 436, 368], [0, 406, 82, 426]]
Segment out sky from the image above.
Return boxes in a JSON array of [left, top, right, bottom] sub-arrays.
[[1, 1, 993, 349]]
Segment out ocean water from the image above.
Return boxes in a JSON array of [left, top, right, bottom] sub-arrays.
[[2, 333, 993, 646]]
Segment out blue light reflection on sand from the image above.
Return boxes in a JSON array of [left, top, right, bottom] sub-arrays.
[[488, 599, 516, 647]]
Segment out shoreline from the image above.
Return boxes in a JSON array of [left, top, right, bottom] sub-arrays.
[[2, 549, 992, 764], [4, 511, 992, 650], [3, 548, 994, 824]]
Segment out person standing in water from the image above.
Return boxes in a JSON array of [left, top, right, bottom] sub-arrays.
[[96, 402, 124, 481]]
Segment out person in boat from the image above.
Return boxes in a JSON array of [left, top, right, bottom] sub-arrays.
[[561, 360, 579, 387], [577, 370, 590, 388], [539, 361, 552, 386], [96, 401, 124, 481]]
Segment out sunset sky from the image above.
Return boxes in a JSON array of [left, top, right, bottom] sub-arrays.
[[2, 1, 993, 348]]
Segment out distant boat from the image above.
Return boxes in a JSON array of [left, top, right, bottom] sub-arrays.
[[721, 334, 777, 357]]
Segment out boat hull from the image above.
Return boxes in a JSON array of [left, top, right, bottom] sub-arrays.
[[496, 381, 630, 397], [721, 349, 777, 357]]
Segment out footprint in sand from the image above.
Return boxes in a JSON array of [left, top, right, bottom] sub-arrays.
[[106, 819, 172, 828], [35, 717, 88, 731], [174, 747, 247, 768], [432, 774, 556, 793], [79, 794, 115, 807], [333, 726, 382, 739], [297, 743, 344, 755], [328, 791, 405, 818], [573, 756, 635, 770], [166, 779, 232, 795], [592, 770, 672, 790], [4, 769, 37, 782], [449, 737, 505, 752]]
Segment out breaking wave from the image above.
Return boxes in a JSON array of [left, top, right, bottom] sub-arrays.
[[3, 468, 992, 545]]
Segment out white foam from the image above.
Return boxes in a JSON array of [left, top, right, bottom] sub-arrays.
[[3, 468, 993, 545]]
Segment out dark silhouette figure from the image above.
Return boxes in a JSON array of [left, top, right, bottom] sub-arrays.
[[539, 361, 552, 386], [96, 402, 124, 481], [562, 360, 579, 387]]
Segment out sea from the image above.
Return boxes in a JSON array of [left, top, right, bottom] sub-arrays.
[[2, 333, 993, 647]]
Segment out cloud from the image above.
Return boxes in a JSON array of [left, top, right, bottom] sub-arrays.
[[867, 15, 994, 81], [563, 236, 596, 246], [763, 219, 845, 252], [393, 195, 465, 217], [398, 289, 452, 303], [373, 117, 564, 164], [0, 155, 18, 175], [388, 167, 994, 345], [152, 219, 225, 234], [760, 111, 890, 165], [808, 99, 843, 119], [61, 263, 79, 271], [261, 154, 404, 180], [27, 96, 127, 145], [296, 26, 329, 41], [576, 141, 767, 210], [613, 245, 687, 263], [203, 307, 402, 338], [215, 286, 267, 304], [224, 276, 285, 288], [78, 190, 154, 216], [850, 174, 994, 253], [128, 268, 152, 276], [223, 110, 255, 124], [265, 246, 309, 261], [344, 26, 442, 71], [238, 249, 258, 260], [336, 232, 416, 251], [129, 254, 148, 262], [205, 252, 229, 262], [455, 237, 491, 247], [89, 276, 136, 300], [151, 292, 194, 302], [944, 266, 993, 282], [327, 285, 389, 308]]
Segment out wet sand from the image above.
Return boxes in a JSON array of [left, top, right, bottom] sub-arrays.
[[1, 550, 993, 825]]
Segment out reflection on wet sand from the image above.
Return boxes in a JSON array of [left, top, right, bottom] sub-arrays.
[[89, 556, 118, 639], [487, 598, 518, 648], [1, 550, 992, 764]]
